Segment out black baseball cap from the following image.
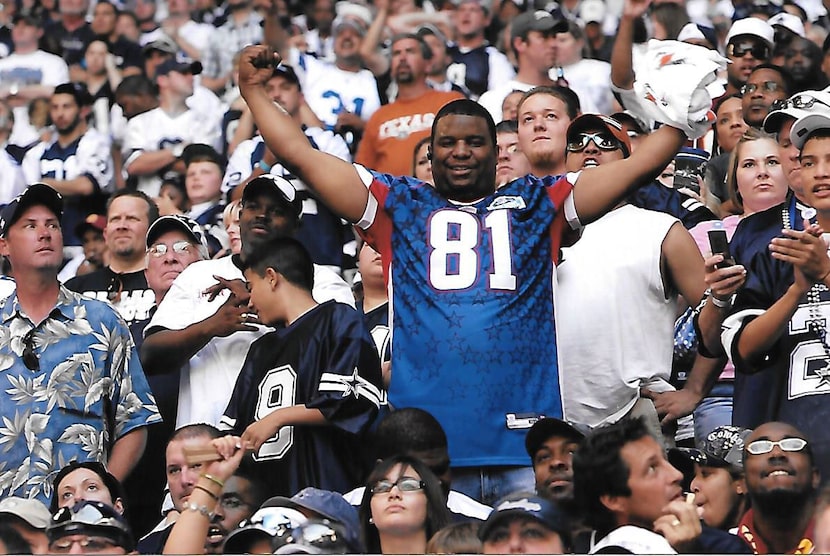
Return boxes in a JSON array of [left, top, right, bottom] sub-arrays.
[[525, 418, 587, 458], [0, 183, 63, 238], [243, 174, 303, 219], [155, 59, 203, 77], [670, 425, 752, 470], [271, 64, 301, 87]]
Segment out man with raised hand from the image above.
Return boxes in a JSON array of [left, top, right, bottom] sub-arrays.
[[237, 43, 689, 503]]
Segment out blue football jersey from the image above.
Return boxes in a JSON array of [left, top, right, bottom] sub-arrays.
[[723, 218, 830, 482], [358, 170, 573, 467], [727, 195, 813, 428]]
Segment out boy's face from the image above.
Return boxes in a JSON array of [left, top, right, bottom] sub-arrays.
[[244, 267, 282, 326]]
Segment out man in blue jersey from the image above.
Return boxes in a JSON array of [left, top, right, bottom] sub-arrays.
[[237, 44, 691, 504]]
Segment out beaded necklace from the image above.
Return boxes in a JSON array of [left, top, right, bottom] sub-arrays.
[[785, 206, 830, 385]]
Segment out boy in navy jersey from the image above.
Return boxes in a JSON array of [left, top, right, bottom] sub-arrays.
[[220, 237, 383, 496]]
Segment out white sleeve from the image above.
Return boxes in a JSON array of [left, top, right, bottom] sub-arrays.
[[77, 132, 114, 192], [21, 142, 46, 183], [42, 56, 69, 85], [486, 48, 516, 93], [311, 265, 355, 308], [311, 129, 351, 162], [477, 88, 507, 125], [0, 156, 26, 203], [222, 139, 257, 194]]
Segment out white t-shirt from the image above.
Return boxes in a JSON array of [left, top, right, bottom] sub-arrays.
[[0, 147, 26, 204], [145, 255, 355, 427], [556, 58, 614, 116], [589, 526, 677, 554], [0, 50, 69, 146]]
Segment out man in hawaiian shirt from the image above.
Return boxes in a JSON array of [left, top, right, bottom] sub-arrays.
[[0, 183, 161, 505]]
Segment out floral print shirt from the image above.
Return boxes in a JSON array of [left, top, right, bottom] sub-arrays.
[[0, 285, 161, 503]]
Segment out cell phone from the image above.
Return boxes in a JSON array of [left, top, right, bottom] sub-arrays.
[[708, 229, 735, 269], [673, 148, 709, 194]]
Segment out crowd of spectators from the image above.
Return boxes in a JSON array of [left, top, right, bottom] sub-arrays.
[[6, 0, 830, 551]]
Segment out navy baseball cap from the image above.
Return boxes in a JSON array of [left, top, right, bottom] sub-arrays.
[[525, 418, 587, 458], [155, 59, 203, 77], [243, 174, 303, 219], [0, 183, 63, 238], [46, 501, 134, 552], [261, 488, 362, 552], [479, 493, 570, 542]]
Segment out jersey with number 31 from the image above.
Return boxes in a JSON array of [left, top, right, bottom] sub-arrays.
[[356, 167, 575, 467]]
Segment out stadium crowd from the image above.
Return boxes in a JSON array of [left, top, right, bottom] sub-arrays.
[[4, 0, 830, 550]]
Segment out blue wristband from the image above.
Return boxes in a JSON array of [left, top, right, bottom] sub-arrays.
[[257, 160, 272, 173]]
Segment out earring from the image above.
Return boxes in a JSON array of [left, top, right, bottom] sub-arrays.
[[368, 517, 374, 524]]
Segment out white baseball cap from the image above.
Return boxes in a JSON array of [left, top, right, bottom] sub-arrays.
[[725, 17, 775, 49]]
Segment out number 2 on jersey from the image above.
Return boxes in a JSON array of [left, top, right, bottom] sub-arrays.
[[428, 209, 516, 291]]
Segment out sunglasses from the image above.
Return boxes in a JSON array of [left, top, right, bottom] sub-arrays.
[[106, 273, 124, 303], [371, 476, 426, 495], [148, 240, 194, 258], [745, 437, 808, 455], [566, 132, 621, 153], [281, 520, 350, 552], [727, 41, 770, 59], [49, 536, 118, 553], [740, 81, 781, 96], [22, 328, 38, 371]]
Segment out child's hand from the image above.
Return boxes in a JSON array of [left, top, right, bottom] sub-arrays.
[[241, 415, 281, 452]]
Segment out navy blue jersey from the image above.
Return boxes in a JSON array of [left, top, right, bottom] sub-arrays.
[[220, 301, 382, 496], [627, 182, 718, 230], [727, 195, 812, 428], [722, 227, 830, 482], [446, 44, 513, 100], [361, 301, 391, 364]]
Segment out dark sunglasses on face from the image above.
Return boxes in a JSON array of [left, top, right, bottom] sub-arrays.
[[22, 328, 38, 371], [745, 437, 808, 455], [106, 273, 124, 303], [740, 81, 781, 95], [727, 40, 770, 59], [566, 132, 621, 153]]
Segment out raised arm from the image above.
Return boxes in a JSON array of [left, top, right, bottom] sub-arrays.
[[573, 125, 685, 225], [611, 0, 650, 89], [238, 45, 369, 223]]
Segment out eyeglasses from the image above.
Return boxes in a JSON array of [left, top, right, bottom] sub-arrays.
[[745, 437, 808, 455], [22, 328, 38, 371], [371, 476, 426, 495], [727, 41, 770, 60], [49, 536, 119, 553], [106, 273, 124, 303], [566, 132, 621, 153], [740, 81, 781, 96], [148, 240, 194, 258]]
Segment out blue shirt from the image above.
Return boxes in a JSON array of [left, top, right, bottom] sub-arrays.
[[0, 286, 161, 504]]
